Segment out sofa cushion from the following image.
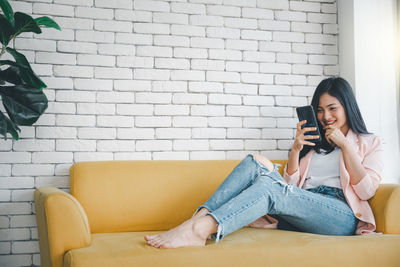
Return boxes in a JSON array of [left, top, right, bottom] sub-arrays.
[[70, 160, 286, 234], [64, 228, 400, 267]]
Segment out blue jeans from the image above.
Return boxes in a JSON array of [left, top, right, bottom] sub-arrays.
[[197, 154, 358, 242]]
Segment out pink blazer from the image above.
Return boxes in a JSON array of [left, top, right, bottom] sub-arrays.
[[283, 129, 383, 234]]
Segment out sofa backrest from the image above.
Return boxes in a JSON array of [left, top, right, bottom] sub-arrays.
[[70, 159, 286, 233]]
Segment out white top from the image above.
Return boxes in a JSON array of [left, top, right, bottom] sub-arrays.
[[302, 147, 342, 190]]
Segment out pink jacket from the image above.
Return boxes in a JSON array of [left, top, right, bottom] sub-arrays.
[[282, 129, 383, 234]]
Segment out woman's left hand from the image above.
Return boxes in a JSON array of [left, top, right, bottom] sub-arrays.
[[323, 125, 348, 148]]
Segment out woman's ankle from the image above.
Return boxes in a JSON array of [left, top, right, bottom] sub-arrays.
[[193, 215, 218, 240]]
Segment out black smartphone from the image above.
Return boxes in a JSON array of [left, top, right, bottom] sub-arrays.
[[295, 105, 321, 144]]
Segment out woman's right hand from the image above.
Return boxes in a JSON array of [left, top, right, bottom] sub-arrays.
[[292, 120, 319, 152]]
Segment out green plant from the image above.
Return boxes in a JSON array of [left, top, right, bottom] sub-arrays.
[[0, 0, 60, 140]]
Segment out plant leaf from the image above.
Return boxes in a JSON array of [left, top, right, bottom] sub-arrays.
[[0, 110, 20, 140], [0, 14, 15, 45], [14, 12, 42, 36], [0, 0, 14, 26], [0, 84, 48, 125], [0, 66, 23, 85], [35, 16, 61, 31], [4, 48, 47, 89]]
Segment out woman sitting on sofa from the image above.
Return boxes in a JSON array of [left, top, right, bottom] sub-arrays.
[[145, 77, 383, 249]]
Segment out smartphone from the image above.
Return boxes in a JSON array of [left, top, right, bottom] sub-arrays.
[[295, 105, 321, 144]]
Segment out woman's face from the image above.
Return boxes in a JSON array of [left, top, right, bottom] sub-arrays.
[[317, 93, 349, 135]]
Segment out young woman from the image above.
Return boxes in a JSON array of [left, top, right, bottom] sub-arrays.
[[144, 77, 383, 249]]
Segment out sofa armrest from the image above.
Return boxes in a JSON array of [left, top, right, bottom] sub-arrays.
[[34, 187, 91, 267], [368, 184, 400, 234]]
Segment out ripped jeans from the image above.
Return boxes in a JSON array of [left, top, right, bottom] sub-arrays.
[[196, 154, 358, 242]]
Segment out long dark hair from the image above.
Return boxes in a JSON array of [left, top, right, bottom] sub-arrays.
[[299, 77, 370, 160]]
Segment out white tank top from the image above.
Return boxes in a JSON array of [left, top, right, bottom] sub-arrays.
[[302, 147, 342, 190]]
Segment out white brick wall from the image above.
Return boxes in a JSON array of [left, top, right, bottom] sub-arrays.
[[0, 0, 339, 265]]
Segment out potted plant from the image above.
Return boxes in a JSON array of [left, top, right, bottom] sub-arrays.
[[0, 0, 60, 140]]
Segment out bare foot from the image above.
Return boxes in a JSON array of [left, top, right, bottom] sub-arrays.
[[144, 215, 217, 249]]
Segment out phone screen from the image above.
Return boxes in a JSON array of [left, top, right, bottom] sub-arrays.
[[295, 105, 321, 144]]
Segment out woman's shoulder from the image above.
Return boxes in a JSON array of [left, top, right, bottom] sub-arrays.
[[357, 133, 382, 151]]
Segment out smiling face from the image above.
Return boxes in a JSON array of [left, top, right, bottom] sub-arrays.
[[317, 93, 349, 135]]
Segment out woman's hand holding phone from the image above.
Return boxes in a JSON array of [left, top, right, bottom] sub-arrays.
[[323, 125, 347, 148], [292, 120, 320, 152]]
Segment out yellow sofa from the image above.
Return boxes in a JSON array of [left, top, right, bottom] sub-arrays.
[[34, 160, 400, 267]]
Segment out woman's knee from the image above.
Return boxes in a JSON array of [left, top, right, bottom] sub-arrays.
[[252, 154, 274, 172]]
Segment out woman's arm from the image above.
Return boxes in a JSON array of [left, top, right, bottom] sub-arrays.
[[341, 142, 368, 185]]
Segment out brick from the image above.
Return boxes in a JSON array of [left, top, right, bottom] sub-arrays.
[[189, 82, 223, 93], [0, 165, 11, 176], [95, 0, 132, 9], [190, 15, 223, 27], [207, 71, 240, 82], [190, 151, 226, 160], [13, 140, 54, 152], [117, 56, 154, 68], [136, 140, 172, 151], [155, 58, 190, 69], [171, 25, 205, 37], [0, 140, 12, 151], [292, 22, 322, 33], [207, 5, 241, 17], [117, 128, 155, 139], [155, 128, 191, 139], [260, 106, 293, 117], [260, 63, 291, 74], [292, 86, 315, 96], [275, 74, 306, 85], [11, 190, 35, 202], [209, 49, 242, 60], [36, 52, 76, 65], [259, 41, 291, 52], [116, 104, 153, 115], [171, 70, 205, 81], [155, 105, 190, 115], [226, 106, 259, 116], [12, 164, 54, 176], [173, 93, 207, 104], [76, 7, 114, 19], [245, 140, 277, 150], [243, 117, 277, 128], [224, 18, 257, 29], [191, 37, 224, 49], [95, 67, 132, 79], [153, 12, 188, 24], [243, 96, 274, 106], [33, 3, 74, 16], [36, 176, 69, 188], [242, 8, 273, 19], [243, 51, 275, 62], [75, 79, 113, 91], [224, 0, 256, 7], [134, 68, 170, 80], [55, 17, 93, 30], [257, 0, 288, 9], [174, 47, 208, 59], [15, 38, 56, 52], [54, 65, 94, 78], [152, 81, 187, 92], [308, 13, 336, 23], [115, 152, 151, 160], [95, 20, 132, 33], [76, 30, 114, 43], [12, 241, 39, 254], [98, 44, 135, 56], [241, 73, 273, 84], [171, 2, 206, 14], [206, 27, 240, 39], [173, 116, 207, 127], [56, 140, 96, 151], [277, 53, 307, 64], [305, 33, 336, 44], [324, 65, 339, 75], [115, 80, 151, 92], [0, 152, 30, 163], [32, 152, 72, 163], [323, 24, 338, 34], [191, 105, 225, 116], [210, 140, 243, 150], [309, 55, 338, 65], [134, 0, 170, 12], [292, 64, 323, 75], [97, 140, 135, 151], [10, 215, 36, 228], [0, 190, 10, 201], [259, 85, 291, 96], [154, 35, 190, 47], [191, 60, 225, 71], [277, 117, 298, 128], [308, 75, 328, 86], [116, 33, 153, 45], [292, 43, 323, 54], [227, 128, 260, 139], [226, 61, 258, 72], [273, 31, 304, 43], [290, 1, 320, 12], [241, 30, 272, 41], [192, 128, 226, 139], [0, 177, 34, 189], [0, 203, 31, 215], [276, 96, 308, 106], [0, 241, 10, 254], [276, 10, 306, 21], [115, 10, 152, 22], [97, 92, 134, 103], [74, 152, 113, 162], [135, 22, 171, 35], [209, 94, 241, 105], [135, 116, 171, 127], [225, 83, 257, 95], [0, 255, 31, 266], [31, 64, 53, 76], [262, 128, 294, 139], [137, 46, 172, 57], [56, 115, 95, 127], [323, 45, 338, 55], [77, 103, 115, 115], [259, 20, 291, 31], [173, 140, 209, 151], [208, 117, 242, 127], [56, 90, 95, 102], [58, 41, 97, 54], [135, 92, 172, 104], [322, 3, 337, 13]]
